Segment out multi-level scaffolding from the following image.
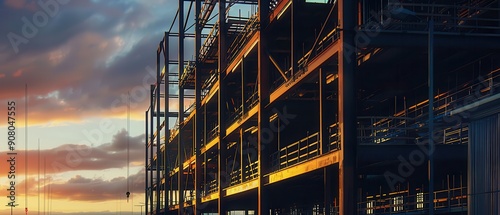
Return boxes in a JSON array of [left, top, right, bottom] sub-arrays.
[[146, 0, 500, 214]]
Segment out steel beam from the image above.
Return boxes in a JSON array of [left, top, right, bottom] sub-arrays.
[[163, 32, 170, 215], [324, 166, 333, 214], [145, 110, 149, 215], [338, 0, 357, 214], [268, 54, 288, 82], [290, 0, 299, 78], [194, 0, 202, 214], [267, 151, 340, 184], [156, 40, 162, 215], [178, 0, 185, 212], [257, 0, 270, 212], [150, 85, 155, 214], [319, 68, 328, 155], [217, 0, 228, 213], [428, 19, 435, 215], [362, 31, 500, 49]]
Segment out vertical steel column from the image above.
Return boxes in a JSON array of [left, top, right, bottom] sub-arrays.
[[338, 0, 357, 214], [240, 128, 244, 183], [164, 32, 170, 215], [257, 0, 270, 213], [290, 0, 299, 77], [324, 166, 332, 214], [150, 85, 155, 214], [145, 110, 149, 215], [217, 0, 228, 213], [194, 0, 202, 213], [320, 67, 331, 214], [428, 19, 435, 215], [156, 42, 162, 214], [319, 68, 328, 154], [178, 0, 185, 213], [241, 58, 245, 114]]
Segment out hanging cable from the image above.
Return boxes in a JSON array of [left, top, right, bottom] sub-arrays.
[[38, 139, 40, 215], [126, 92, 131, 202]]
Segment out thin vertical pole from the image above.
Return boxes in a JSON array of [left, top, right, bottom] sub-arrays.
[[194, 0, 202, 212], [150, 86, 155, 214], [217, 0, 228, 213], [164, 31, 170, 215], [178, 0, 185, 213], [156, 43, 162, 214], [145, 110, 149, 215]]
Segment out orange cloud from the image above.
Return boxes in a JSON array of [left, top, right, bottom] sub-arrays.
[[0, 73, 5, 78], [4, 0, 36, 10], [13, 69, 23, 77]]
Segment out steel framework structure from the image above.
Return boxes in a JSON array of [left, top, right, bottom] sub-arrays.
[[146, 0, 500, 214]]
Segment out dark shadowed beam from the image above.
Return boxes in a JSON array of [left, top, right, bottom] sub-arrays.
[[178, 0, 185, 213], [218, 0, 228, 213], [194, 0, 203, 213], [163, 31, 170, 215], [258, 0, 270, 213], [338, 0, 357, 214], [364, 32, 500, 49]]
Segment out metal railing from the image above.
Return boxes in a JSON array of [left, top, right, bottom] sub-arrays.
[[227, 91, 259, 126], [272, 27, 340, 93], [227, 15, 259, 63], [272, 132, 320, 170], [179, 61, 195, 87], [230, 169, 242, 186], [243, 161, 258, 182], [201, 69, 219, 100], [298, 27, 341, 69], [357, 116, 414, 145], [201, 123, 219, 147], [360, 67, 500, 146], [360, 0, 500, 34], [202, 179, 218, 197], [199, 22, 218, 62], [329, 122, 341, 151], [357, 187, 467, 214]]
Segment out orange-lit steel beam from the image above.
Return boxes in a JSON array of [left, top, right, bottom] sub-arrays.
[[338, 0, 357, 214], [268, 53, 288, 81], [226, 33, 259, 75], [269, 0, 291, 22], [269, 41, 340, 104], [266, 151, 340, 184]]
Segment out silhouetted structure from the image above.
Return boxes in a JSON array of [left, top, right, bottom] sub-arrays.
[[145, 0, 500, 214]]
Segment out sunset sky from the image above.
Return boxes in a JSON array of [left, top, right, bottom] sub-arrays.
[[0, 0, 175, 214]]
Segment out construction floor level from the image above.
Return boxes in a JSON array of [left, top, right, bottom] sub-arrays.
[[144, 0, 500, 214]]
